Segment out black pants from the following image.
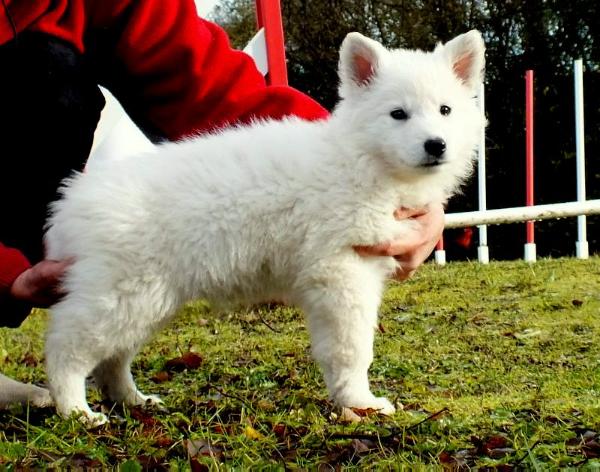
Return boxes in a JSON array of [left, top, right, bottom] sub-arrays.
[[0, 33, 105, 264]]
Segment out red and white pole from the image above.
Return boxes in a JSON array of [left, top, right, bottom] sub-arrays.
[[524, 70, 537, 262], [255, 0, 288, 86], [434, 237, 446, 265]]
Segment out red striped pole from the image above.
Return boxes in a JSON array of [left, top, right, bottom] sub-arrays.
[[255, 0, 288, 86], [524, 70, 536, 261], [434, 235, 446, 265]]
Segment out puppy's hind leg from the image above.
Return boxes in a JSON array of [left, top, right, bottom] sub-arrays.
[[93, 351, 163, 408], [45, 338, 107, 427], [46, 299, 111, 427]]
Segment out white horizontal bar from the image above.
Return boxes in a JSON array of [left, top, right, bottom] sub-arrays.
[[445, 200, 600, 228]]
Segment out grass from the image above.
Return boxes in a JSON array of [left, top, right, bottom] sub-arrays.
[[1, 257, 600, 469]]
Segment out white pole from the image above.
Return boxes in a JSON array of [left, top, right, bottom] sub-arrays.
[[445, 199, 600, 228], [477, 82, 489, 263], [574, 59, 589, 259]]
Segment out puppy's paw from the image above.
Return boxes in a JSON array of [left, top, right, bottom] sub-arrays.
[[365, 396, 396, 415], [59, 406, 108, 428], [122, 391, 164, 408], [78, 411, 108, 428], [30, 388, 54, 408], [338, 395, 397, 421], [142, 394, 166, 411]]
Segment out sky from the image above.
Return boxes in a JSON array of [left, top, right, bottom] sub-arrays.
[[195, 0, 219, 17]]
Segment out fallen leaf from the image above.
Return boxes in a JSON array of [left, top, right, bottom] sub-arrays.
[[487, 447, 515, 459], [575, 431, 600, 458], [350, 407, 379, 417], [351, 438, 376, 453], [165, 352, 203, 372], [440, 449, 476, 469], [186, 439, 222, 459], [21, 352, 38, 367], [244, 425, 264, 440], [190, 459, 209, 472], [484, 434, 509, 450], [583, 440, 600, 458], [438, 451, 454, 464], [70, 453, 103, 468], [272, 423, 288, 439], [154, 435, 175, 448], [338, 407, 362, 423], [151, 371, 172, 383], [212, 423, 232, 435], [581, 430, 598, 441], [137, 455, 166, 470], [130, 407, 159, 427]]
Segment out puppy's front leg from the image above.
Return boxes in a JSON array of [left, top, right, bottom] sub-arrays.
[[299, 261, 395, 415]]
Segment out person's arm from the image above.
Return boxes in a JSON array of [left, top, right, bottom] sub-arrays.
[[10, 259, 71, 307], [0, 243, 72, 327], [88, 0, 329, 141], [0, 243, 33, 327]]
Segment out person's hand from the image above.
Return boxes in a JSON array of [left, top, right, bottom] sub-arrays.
[[353, 203, 445, 280], [9, 259, 72, 307]]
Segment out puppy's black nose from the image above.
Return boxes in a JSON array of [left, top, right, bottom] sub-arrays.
[[424, 138, 446, 158]]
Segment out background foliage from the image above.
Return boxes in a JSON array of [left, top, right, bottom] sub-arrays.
[[211, 0, 600, 260]]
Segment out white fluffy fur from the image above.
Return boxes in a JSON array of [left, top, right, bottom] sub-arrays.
[[44, 31, 485, 425]]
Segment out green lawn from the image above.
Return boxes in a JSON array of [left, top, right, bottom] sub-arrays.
[[1, 257, 600, 469]]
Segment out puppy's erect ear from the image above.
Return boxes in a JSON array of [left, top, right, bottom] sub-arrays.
[[437, 30, 485, 91], [338, 32, 387, 96]]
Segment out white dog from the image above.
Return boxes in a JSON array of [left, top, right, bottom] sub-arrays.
[[44, 30, 485, 425]]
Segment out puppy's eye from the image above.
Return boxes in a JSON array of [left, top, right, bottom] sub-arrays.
[[390, 108, 408, 120], [440, 105, 451, 116]]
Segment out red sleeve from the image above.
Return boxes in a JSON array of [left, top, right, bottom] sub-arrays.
[[0, 243, 30, 293], [89, 0, 329, 141], [0, 243, 32, 328]]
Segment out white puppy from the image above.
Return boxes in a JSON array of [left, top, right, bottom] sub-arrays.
[[45, 31, 485, 425]]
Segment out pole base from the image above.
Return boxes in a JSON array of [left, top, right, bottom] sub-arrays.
[[576, 241, 589, 259], [477, 246, 489, 264], [434, 249, 446, 266], [524, 243, 537, 262]]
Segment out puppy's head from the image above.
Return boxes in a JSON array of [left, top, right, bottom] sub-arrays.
[[335, 30, 485, 191]]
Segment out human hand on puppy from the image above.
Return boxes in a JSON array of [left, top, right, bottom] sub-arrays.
[[10, 259, 71, 307], [353, 203, 445, 280]]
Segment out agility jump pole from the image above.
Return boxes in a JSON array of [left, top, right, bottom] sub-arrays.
[[477, 83, 489, 263], [524, 70, 536, 262], [434, 82, 488, 266], [434, 238, 446, 265], [445, 199, 600, 228], [255, 0, 288, 86], [574, 59, 589, 259]]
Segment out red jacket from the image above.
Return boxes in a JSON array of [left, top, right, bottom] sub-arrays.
[[0, 0, 329, 317]]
